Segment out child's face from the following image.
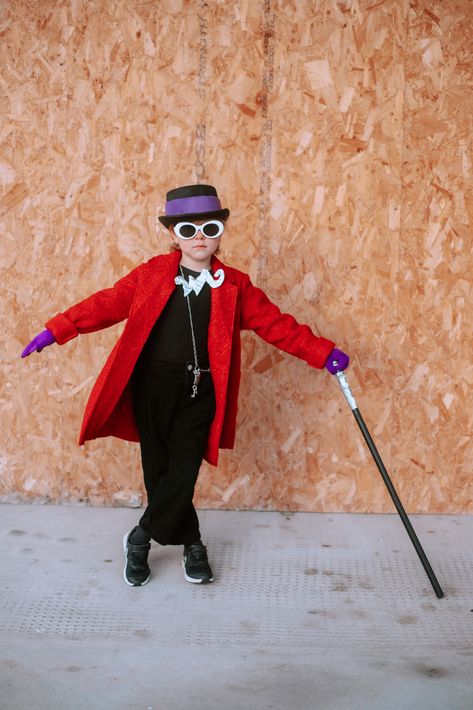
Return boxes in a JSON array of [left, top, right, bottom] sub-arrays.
[[169, 219, 223, 268]]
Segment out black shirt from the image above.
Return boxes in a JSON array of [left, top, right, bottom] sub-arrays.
[[139, 265, 211, 367]]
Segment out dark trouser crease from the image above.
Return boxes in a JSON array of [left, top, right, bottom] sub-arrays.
[[132, 360, 216, 547]]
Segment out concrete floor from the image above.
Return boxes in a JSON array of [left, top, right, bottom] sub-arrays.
[[1, 504, 472, 710]]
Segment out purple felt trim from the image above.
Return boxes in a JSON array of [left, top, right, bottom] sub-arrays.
[[165, 195, 221, 216]]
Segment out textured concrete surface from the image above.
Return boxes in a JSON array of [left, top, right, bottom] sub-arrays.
[[1, 505, 472, 710]]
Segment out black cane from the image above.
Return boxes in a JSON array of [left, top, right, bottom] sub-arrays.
[[334, 370, 444, 599]]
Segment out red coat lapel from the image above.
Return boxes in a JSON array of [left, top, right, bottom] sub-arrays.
[[207, 258, 238, 456]]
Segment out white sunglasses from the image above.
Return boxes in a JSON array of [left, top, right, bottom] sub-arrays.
[[173, 220, 225, 240]]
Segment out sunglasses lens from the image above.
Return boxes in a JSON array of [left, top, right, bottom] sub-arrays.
[[175, 223, 197, 239], [202, 221, 224, 238], [174, 220, 224, 239]]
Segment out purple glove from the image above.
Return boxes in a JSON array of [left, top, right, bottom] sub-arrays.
[[324, 347, 350, 374], [21, 329, 56, 358]]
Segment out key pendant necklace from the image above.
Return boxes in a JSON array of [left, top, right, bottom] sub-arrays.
[[179, 266, 210, 398]]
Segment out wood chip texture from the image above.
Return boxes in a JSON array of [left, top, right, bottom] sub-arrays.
[[1, 0, 472, 512]]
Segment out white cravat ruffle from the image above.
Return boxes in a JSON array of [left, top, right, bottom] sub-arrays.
[[175, 268, 225, 297]]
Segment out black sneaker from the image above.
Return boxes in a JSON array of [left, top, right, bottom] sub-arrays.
[[182, 542, 214, 584], [123, 528, 151, 586]]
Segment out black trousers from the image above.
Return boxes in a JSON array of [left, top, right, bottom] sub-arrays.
[[131, 360, 216, 546]]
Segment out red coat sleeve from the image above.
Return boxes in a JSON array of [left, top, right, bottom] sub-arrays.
[[239, 274, 335, 369], [45, 263, 144, 345]]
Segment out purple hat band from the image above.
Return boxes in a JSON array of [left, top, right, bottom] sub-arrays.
[[165, 195, 222, 216]]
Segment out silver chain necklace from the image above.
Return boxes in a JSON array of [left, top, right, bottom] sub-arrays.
[[179, 265, 211, 398]]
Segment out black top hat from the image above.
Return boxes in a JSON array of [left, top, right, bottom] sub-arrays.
[[158, 184, 230, 227]]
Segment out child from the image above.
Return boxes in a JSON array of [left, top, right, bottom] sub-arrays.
[[21, 183, 349, 587]]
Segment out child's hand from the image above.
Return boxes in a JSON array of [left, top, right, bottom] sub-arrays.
[[324, 348, 349, 374], [21, 329, 56, 358]]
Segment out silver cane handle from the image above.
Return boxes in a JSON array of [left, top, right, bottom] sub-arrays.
[[335, 370, 358, 411]]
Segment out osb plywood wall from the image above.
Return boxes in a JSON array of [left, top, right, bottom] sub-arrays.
[[1, 0, 472, 513]]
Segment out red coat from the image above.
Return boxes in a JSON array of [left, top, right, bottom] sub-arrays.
[[46, 251, 335, 465]]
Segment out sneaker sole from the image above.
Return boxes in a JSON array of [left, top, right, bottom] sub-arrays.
[[123, 531, 151, 587], [181, 558, 213, 584]]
